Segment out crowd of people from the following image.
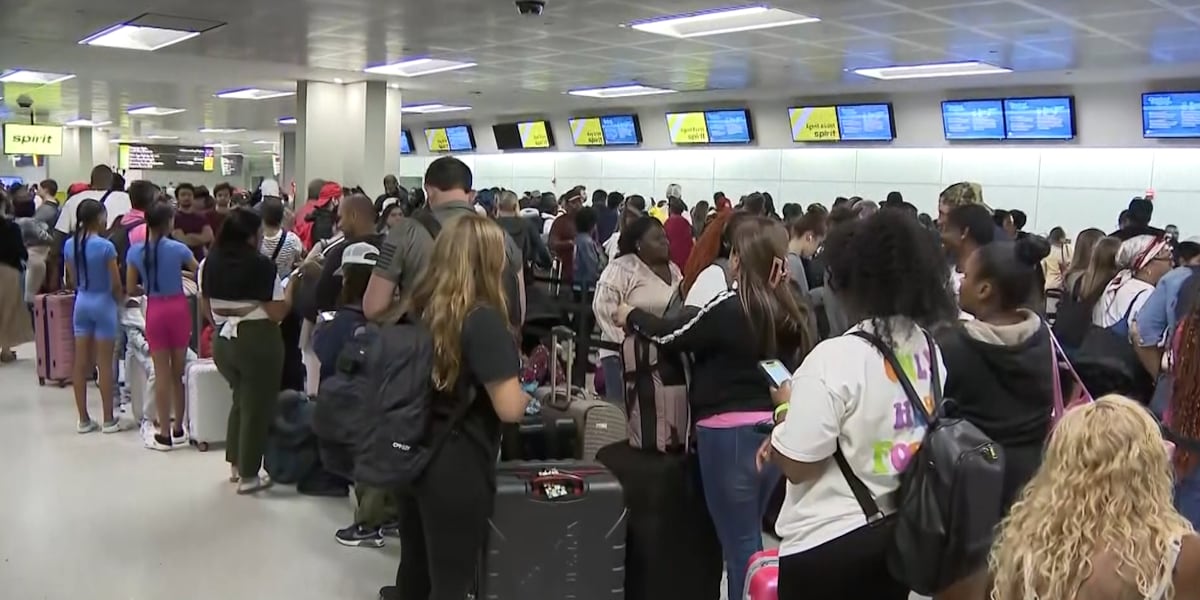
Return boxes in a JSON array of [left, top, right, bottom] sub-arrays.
[[1, 158, 1199, 599]]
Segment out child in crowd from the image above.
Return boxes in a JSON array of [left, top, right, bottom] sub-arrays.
[[311, 241, 400, 547], [64, 199, 124, 433], [127, 199, 199, 450]]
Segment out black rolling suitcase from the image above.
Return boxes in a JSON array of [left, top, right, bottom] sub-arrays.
[[482, 462, 627, 600], [595, 442, 723, 600], [499, 414, 578, 461]]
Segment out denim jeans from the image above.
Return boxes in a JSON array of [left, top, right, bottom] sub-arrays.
[[696, 424, 782, 600], [1176, 468, 1200, 529], [600, 355, 623, 406]]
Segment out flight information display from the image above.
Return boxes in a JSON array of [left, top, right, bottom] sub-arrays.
[[400, 129, 414, 154], [425, 125, 476, 152], [835, 104, 895, 141], [942, 99, 1005, 140], [220, 154, 243, 177], [494, 121, 555, 150], [1142, 92, 1200, 138], [1003, 97, 1075, 139], [789, 106, 840, 142], [666, 109, 753, 144], [118, 144, 215, 171], [569, 115, 642, 146]]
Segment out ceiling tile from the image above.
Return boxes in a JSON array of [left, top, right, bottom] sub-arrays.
[[838, 11, 957, 34], [975, 19, 1089, 42], [1083, 9, 1200, 35], [924, 1, 1051, 26]]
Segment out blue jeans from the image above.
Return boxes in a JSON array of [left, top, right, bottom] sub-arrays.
[[696, 424, 781, 600], [1176, 469, 1200, 529], [600, 355, 623, 406]]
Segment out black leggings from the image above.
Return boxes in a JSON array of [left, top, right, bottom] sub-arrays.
[[778, 522, 908, 600], [395, 434, 494, 600]]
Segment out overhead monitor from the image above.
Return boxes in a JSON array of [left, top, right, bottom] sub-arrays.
[[118, 144, 215, 171], [1142, 92, 1200, 138], [425, 125, 476, 152], [1003, 96, 1075, 140], [400, 129, 415, 154], [666, 109, 753, 145], [2, 123, 64, 156], [568, 114, 642, 146], [220, 153, 243, 177], [789, 106, 840, 142], [493, 120, 555, 150], [835, 104, 895, 141], [942, 99, 1006, 140]]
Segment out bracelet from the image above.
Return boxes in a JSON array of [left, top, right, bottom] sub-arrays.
[[773, 402, 790, 423]]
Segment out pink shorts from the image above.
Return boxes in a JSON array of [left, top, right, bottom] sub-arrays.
[[145, 294, 193, 352]]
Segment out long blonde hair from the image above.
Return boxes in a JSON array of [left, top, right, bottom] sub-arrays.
[[410, 213, 509, 392], [989, 395, 1192, 600]]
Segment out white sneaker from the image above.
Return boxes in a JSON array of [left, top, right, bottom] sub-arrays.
[[101, 418, 130, 434], [145, 435, 173, 452], [77, 420, 99, 434], [171, 429, 189, 446]]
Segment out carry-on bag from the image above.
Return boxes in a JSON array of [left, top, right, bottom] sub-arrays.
[[745, 549, 779, 600], [184, 359, 233, 451], [538, 326, 627, 460], [621, 334, 690, 453], [595, 442, 722, 600], [482, 461, 627, 600], [33, 291, 75, 386]]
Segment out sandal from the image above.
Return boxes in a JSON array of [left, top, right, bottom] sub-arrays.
[[0, 350, 16, 363], [229, 465, 240, 483], [236, 474, 274, 495]]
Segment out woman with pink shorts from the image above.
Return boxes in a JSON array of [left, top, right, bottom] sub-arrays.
[[126, 195, 200, 451]]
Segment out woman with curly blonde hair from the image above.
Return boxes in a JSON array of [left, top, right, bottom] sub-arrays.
[[383, 212, 530, 600], [989, 395, 1200, 600]]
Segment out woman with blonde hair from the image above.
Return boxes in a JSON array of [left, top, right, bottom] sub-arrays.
[[385, 212, 529, 600], [989, 395, 1200, 599]]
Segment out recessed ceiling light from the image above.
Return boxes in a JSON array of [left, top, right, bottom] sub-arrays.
[[567, 84, 677, 99], [388, 83, 401, 90], [64, 118, 112, 128], [252, 140, 276, 145], [852, 60, 1012, 80], [364, 57, 477, 78], [127, 105, 186, 116], [399, 103, 472, 114], [198, 127, 246, 133], [277, 117, 297, 125], [110, 138, 140, 144], [79, 23, 200, 51], [214, 87, 295, 100], [333, 78, 345, 84], [626, 5, 819, 38], [146, 134, 179, 140], [205, 142, 239, 148], [0, 69, 75, 84]]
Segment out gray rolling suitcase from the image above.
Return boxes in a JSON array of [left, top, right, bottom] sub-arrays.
[[538, 326, 627, 461]]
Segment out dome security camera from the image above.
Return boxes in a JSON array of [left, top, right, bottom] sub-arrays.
[[515, 0, 546, 16], [16, 94, 34, 109]]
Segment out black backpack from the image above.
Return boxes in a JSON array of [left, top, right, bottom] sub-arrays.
[[1052, 277, 1096, 350], [841, 330, 1006, 595], [107, 218, 143, 285], [307, 204, 337, 245]]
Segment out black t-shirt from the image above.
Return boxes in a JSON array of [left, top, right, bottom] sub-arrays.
[[431, 305, 520, 474]]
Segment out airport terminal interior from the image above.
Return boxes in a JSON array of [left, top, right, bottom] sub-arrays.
[[3, 0, 1200, 598]]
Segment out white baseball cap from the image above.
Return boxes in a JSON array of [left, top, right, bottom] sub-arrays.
[[335, 242, 380, 275]]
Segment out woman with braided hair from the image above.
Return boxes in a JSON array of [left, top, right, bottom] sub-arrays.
[[1168, 298, 1200, 528]]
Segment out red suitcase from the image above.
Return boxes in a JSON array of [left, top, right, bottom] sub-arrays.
[[745, 549, 779, 600], [33, 291, 75, 387]]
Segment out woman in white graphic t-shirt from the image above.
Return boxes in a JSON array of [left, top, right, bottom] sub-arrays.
[[764, 210, 958, 600]]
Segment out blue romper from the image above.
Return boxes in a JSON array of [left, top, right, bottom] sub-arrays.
[[63, 234, 119, 340]]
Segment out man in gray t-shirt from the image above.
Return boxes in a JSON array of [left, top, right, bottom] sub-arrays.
[[363, 157, 523, 326]]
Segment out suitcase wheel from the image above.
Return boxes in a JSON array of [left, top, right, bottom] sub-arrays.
[[195, 441, 210, 452], [37, 377, 45, 386], [55, 380, 68, 388]]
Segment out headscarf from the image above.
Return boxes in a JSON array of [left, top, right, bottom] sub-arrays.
[[1101, 234, 1170, 299]]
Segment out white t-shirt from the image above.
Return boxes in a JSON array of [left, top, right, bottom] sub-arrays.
[[771, 319, 945, 557], [260, 230, 305, 279], [1092, 278, 1154, 329], [55, 190, 133, 234], [684, 263, 729, 308]]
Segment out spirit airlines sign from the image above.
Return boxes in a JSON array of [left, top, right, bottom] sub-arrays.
[[3, 123, 64, 156]]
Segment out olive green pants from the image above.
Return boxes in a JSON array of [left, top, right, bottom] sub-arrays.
[[212, 319, 284, 479], [355, 485, 401, 527]]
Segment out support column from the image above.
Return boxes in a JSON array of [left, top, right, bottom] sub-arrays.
[[295, 80, 401, 198], [47, 127, 95, 185]]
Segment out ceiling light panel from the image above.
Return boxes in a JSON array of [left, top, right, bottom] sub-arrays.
[[364, 58, 477, 77], [399, 104, 472, 114], [853, 61, 1012, 80], [277, 117, 297, 125], [64, 119, 112, 127], [626, 5, 819, 38], [567, 84, 677, 98], [147, 134, 179, 140], [198, 127, 246, 133], [79, 24, 199, 51], [0, 69, 75, 84], [215, 88, 294, 100], [127, 105, 186, 116]]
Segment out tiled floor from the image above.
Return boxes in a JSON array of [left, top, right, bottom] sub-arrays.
[[0, 341, 929, 600]]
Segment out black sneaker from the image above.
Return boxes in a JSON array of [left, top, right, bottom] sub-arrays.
[[378, 586, 400, 600], [334, 524, 384, 548], [379, 521, 401, 538]]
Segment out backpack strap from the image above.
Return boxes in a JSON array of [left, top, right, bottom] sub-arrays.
[[833, 447, 886, 524], [269, 232, 286, 265], [411, 209, 441, 239], [850, 329, 940, 423]]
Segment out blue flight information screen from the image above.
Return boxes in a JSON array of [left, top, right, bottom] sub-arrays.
[[942, 100, 1005, 140], [1143, 92, 1200, 138], [836, 104, 894, 141], [1004, 97, 1074, 139], [446, 125, 474, 151], [704, 110, 752, 143], [400, 130, 412, 154], [600, 115, 639, 145]]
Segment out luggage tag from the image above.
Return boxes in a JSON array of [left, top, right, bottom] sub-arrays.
[[531, 468, 585, 500]]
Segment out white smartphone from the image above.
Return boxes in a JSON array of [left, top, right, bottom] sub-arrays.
[[758, 359, 792, 389]]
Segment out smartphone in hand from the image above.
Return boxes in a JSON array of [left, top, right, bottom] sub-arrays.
[[758, 359, 792, 390]]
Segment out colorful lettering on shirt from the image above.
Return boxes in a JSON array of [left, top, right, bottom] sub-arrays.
[[872, 347, 935, 474], [872, 440, 922, 474]]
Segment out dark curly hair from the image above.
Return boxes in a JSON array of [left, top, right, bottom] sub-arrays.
[[825, 209, 957, 346]]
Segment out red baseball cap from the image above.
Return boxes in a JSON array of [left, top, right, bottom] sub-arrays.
[[318, 182, 341, 203], [67, 182, 90, 197]]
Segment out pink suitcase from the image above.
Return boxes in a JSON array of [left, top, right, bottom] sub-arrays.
[[745, 549, 779, 600], [33, 291, 75, 387]]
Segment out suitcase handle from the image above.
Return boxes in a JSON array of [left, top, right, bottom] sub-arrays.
[[529, 471, 586, 500]]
